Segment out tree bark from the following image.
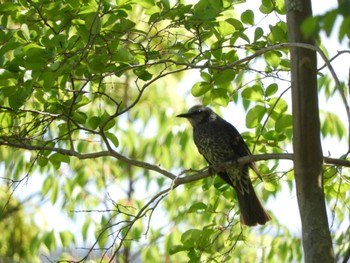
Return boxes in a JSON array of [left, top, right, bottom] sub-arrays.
[[285, 0, 334, 262]]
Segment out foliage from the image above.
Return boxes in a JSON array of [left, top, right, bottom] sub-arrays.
[[0, 185, 40, 261], [0, 0, 349, 262]]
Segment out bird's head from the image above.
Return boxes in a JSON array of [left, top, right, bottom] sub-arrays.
[[177, 105, 218, 127]]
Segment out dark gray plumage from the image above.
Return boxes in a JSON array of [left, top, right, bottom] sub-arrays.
[[177, 105, 270, 226]]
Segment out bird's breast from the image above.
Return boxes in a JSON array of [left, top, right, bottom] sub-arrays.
[[193, 124, 237, 164]]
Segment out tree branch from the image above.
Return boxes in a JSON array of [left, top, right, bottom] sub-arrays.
[[174, 154, 350, 187], [1, 139, 349, 185]]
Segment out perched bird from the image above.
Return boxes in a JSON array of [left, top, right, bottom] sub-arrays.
[[177, 105, 270, 226]]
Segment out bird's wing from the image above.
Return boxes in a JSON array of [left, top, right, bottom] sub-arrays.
[[222, 120, 262, 181]]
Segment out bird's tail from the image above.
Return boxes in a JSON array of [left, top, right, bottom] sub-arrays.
[[235, 182, 271, 226]]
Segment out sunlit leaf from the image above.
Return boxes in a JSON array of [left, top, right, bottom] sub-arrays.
[[260, 0, 274, 14], [218, 20, 235, 36], [59, 231, 75, 248], [275, 114, 292, 132], [211, 88, 229, 106], [50, 179, 59, 204], [191, 82, 212, 97], [264, 51, 282, 68], [264, 181, 276, 192], [246, 105, 266, 128], [242, 85, 264, 102], [42, 176, 53, 196]]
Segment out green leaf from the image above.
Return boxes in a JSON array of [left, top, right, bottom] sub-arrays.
[[100, 111, 116, 130], [75, 95, 91, 109], [212, 69, 235, 85], [43, 231, 56, 251], [188, 202, 207, 213], [260, 0, 274, 14], [87, 55, 107, 73], [51, 179, 59, 204], [268, 22, 287, 43], [264, 181, 276, 192], [246, 105, 266, 128], [218, 20, 235, 36], [226, 18, 243, 30], [0, 42, 22, 56], [22, 43, 45, 56], [210, 88, 229, 106], [301, 16, 320, 39], [0, 2, 20, 12], [191, 82, 211, 97], [9, 86, 32, 110], [264, 51, 281, 68], [137, 0, 155, 8], [275, 114, 292, 132], [322, 10, 337, 36], [97, 216, 109, 248], [82, 220, 91, 241], [181, 229, 202, 247], [73, 111, 88, 124], [224, 49, 238, 63], [37, 156, 48, 167], [265, 83, 278, 97], [105, 132, 119, 148], [59, 231, 75, 248], [169, 245, 186, 255], [275, 0, 286, 14], [66, 0, 81, 8], [41, 71, 56, 90], [211, 42, 223, 60], [339, 16, 350, 41], [241, 10, 254, 25], [87, 116, 101, 129], [241, 85, 264, 102], [85, 13, 101, 34], [236, 31, 250, 43], [321, 112, 347, 139], [267, 97, 288, 113], [1, 85, 17, 97], [133, 67, 153, 81], [254, 27, 264, 41], [200, 71, 211, 82], [263, 130, 278, 140], [114, 48, 133, 62], [280, 59, 290, 69], [192, 0, 223, 21], [42, 176, 53, 196], [49, 153, 70, 163]]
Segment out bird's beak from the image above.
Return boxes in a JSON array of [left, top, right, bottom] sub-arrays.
[[176, 113, 191, 118]]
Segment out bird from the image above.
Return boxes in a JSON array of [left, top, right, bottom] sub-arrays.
[[177, 105, 271, 226]]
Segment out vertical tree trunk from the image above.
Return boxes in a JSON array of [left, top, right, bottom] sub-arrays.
[[285, 0, 334, 262]]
